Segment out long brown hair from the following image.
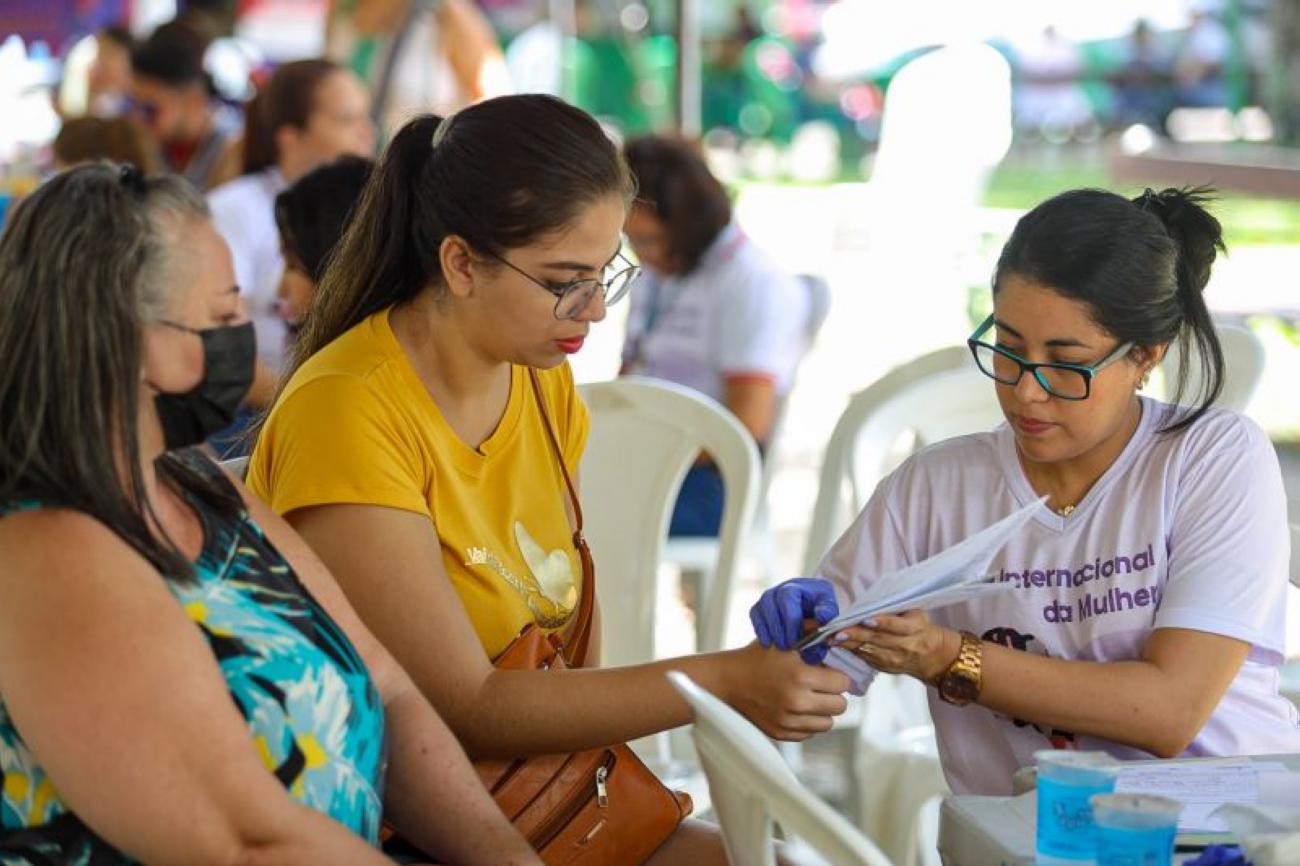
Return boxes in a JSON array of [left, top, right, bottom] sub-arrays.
[[0, 164, 236, 580], [241, 58, 343, 175], [623, 135, 732, 275], [285, 94, 633, 381]]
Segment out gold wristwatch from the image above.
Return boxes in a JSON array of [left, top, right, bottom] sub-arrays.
[[937, 631, 983, 706]]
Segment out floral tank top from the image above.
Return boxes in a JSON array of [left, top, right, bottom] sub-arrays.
[[0, 448, 386, 864]]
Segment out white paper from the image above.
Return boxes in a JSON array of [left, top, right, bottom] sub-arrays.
[[1115, 760, 1292, 833], [796, 497, 1042, 651]]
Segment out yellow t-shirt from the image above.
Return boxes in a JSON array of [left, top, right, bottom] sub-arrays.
[[247, 308, 589, 660]]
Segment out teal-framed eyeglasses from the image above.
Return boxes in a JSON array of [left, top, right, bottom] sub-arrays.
[[482, 247, 640, 321], [967, 314, 1133, 400]]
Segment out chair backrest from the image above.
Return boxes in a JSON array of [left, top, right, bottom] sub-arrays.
[[667, 672, 894, 866], [1290, 524, 1300, 590], [579, 378, 760, 660], [1159, 320, 1265, 413], [802, 346, 1003, 574], [759, 273, 833, 505], [220, 456, 250, 481], [871, 43, 1012, 207], [801, 273, 833, 349]]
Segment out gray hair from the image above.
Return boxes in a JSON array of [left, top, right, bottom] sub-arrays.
[[0, 162, 216, 581], [138, 174, 210, 321]]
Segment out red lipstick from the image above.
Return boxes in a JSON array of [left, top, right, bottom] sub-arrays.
[[556, 337, 585, 354]]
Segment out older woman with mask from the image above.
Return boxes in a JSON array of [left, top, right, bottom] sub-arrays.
[[0, 163, 538, 865]]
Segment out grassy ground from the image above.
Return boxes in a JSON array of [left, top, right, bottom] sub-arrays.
[[983, 152, 1300, 247]]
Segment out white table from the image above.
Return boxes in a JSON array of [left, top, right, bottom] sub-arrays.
[[937, 754, 1300, 866]]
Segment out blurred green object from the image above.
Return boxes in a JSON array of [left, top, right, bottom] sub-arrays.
[[564, 34, 675, 135], [703, 35, 799, 142]]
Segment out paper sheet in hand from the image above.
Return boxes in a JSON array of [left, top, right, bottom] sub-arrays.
[[795, 498, 1041, 651]]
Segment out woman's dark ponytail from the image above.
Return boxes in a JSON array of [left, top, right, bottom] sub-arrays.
[[1133, 186, 1227, 428], [288, 114, 444, 373]]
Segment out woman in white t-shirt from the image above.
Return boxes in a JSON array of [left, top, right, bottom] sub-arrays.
[[621, 135, 809, 536], [752, 186, 1300, 795], [208, 59, 375, 407]]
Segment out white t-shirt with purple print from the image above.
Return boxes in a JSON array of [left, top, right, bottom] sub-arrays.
[[818, 396, 1300, 795]]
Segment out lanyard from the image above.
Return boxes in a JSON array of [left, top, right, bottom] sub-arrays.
[[629, 229, 748, 367]]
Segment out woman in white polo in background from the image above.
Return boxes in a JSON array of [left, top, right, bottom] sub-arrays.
[[752, 186, 1300, 795], [621, 135, 808, 536]]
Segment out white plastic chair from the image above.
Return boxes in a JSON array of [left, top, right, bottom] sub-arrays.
[[835, 44, 1012, 360], [667, 671, 894, 866], [869, 43, 1013, 214], [1270, 523, 1300, 710], [579, 378, 759, 809], [578, 377, 761, 661], [661, 273, 833, 634], [798, 345, 1001, 866], [802, 346, 1003, 575], [1292, 524, 1300, 590], [1158, 319, 1265, 413]]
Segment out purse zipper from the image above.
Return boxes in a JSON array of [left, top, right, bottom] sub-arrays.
[[531, 751, 617, 850]]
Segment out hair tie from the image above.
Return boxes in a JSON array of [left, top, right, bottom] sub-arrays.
[[118, 163, 147, 197], [431, 115, 454, 150], [1137, 187, 1160, 211]]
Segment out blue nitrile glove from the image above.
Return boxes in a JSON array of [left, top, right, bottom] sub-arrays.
[[1184, 845, 1250, 866], [750, 577, 839, 665]]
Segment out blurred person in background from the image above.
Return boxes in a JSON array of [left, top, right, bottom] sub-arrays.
[[1012, 26, 1095, 142], [52, 116, 157, 172], [129, 21, 242, 190], [274, 155, 374, 343], [325, 0, 511, 136], [1174, 2, 1232, 108], [208, 59, 375, 425], [176, 0, 239, 43], [0, 162, 540, 866], [1112, 19, 1176, 131], [621, 135, 809, 537], [86, 26, 135, 117]]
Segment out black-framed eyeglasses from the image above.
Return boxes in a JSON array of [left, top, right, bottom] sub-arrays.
[[967, 314, 1133, 401], [482, 248, 640, 321]]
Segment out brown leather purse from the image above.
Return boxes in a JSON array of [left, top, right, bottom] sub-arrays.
[[462, 370, 691, 864]]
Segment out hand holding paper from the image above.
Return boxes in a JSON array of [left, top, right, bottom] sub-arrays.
[[749, 577, 841, 664], [795, 497, 1042, 652]]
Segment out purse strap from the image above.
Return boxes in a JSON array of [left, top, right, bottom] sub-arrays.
[[527, 367, 595, 668]]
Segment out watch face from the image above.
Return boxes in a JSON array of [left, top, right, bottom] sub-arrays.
[[941, 671, 979, 705]]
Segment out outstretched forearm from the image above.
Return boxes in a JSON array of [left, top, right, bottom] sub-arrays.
[[841, 615, 1249, 759]]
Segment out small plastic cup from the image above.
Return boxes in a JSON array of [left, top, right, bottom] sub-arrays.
[[1090, 793, 1182, 866], [1035, 750, 1121, 865]]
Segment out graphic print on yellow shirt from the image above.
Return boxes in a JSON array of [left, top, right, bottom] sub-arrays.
[[248, 308, 590, 659], [464, 520, 579, 629]]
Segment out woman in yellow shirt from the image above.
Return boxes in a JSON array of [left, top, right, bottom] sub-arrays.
[[249, 94, 848, 863]]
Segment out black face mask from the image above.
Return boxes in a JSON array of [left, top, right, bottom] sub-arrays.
[[151, 321, 257, 451]]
